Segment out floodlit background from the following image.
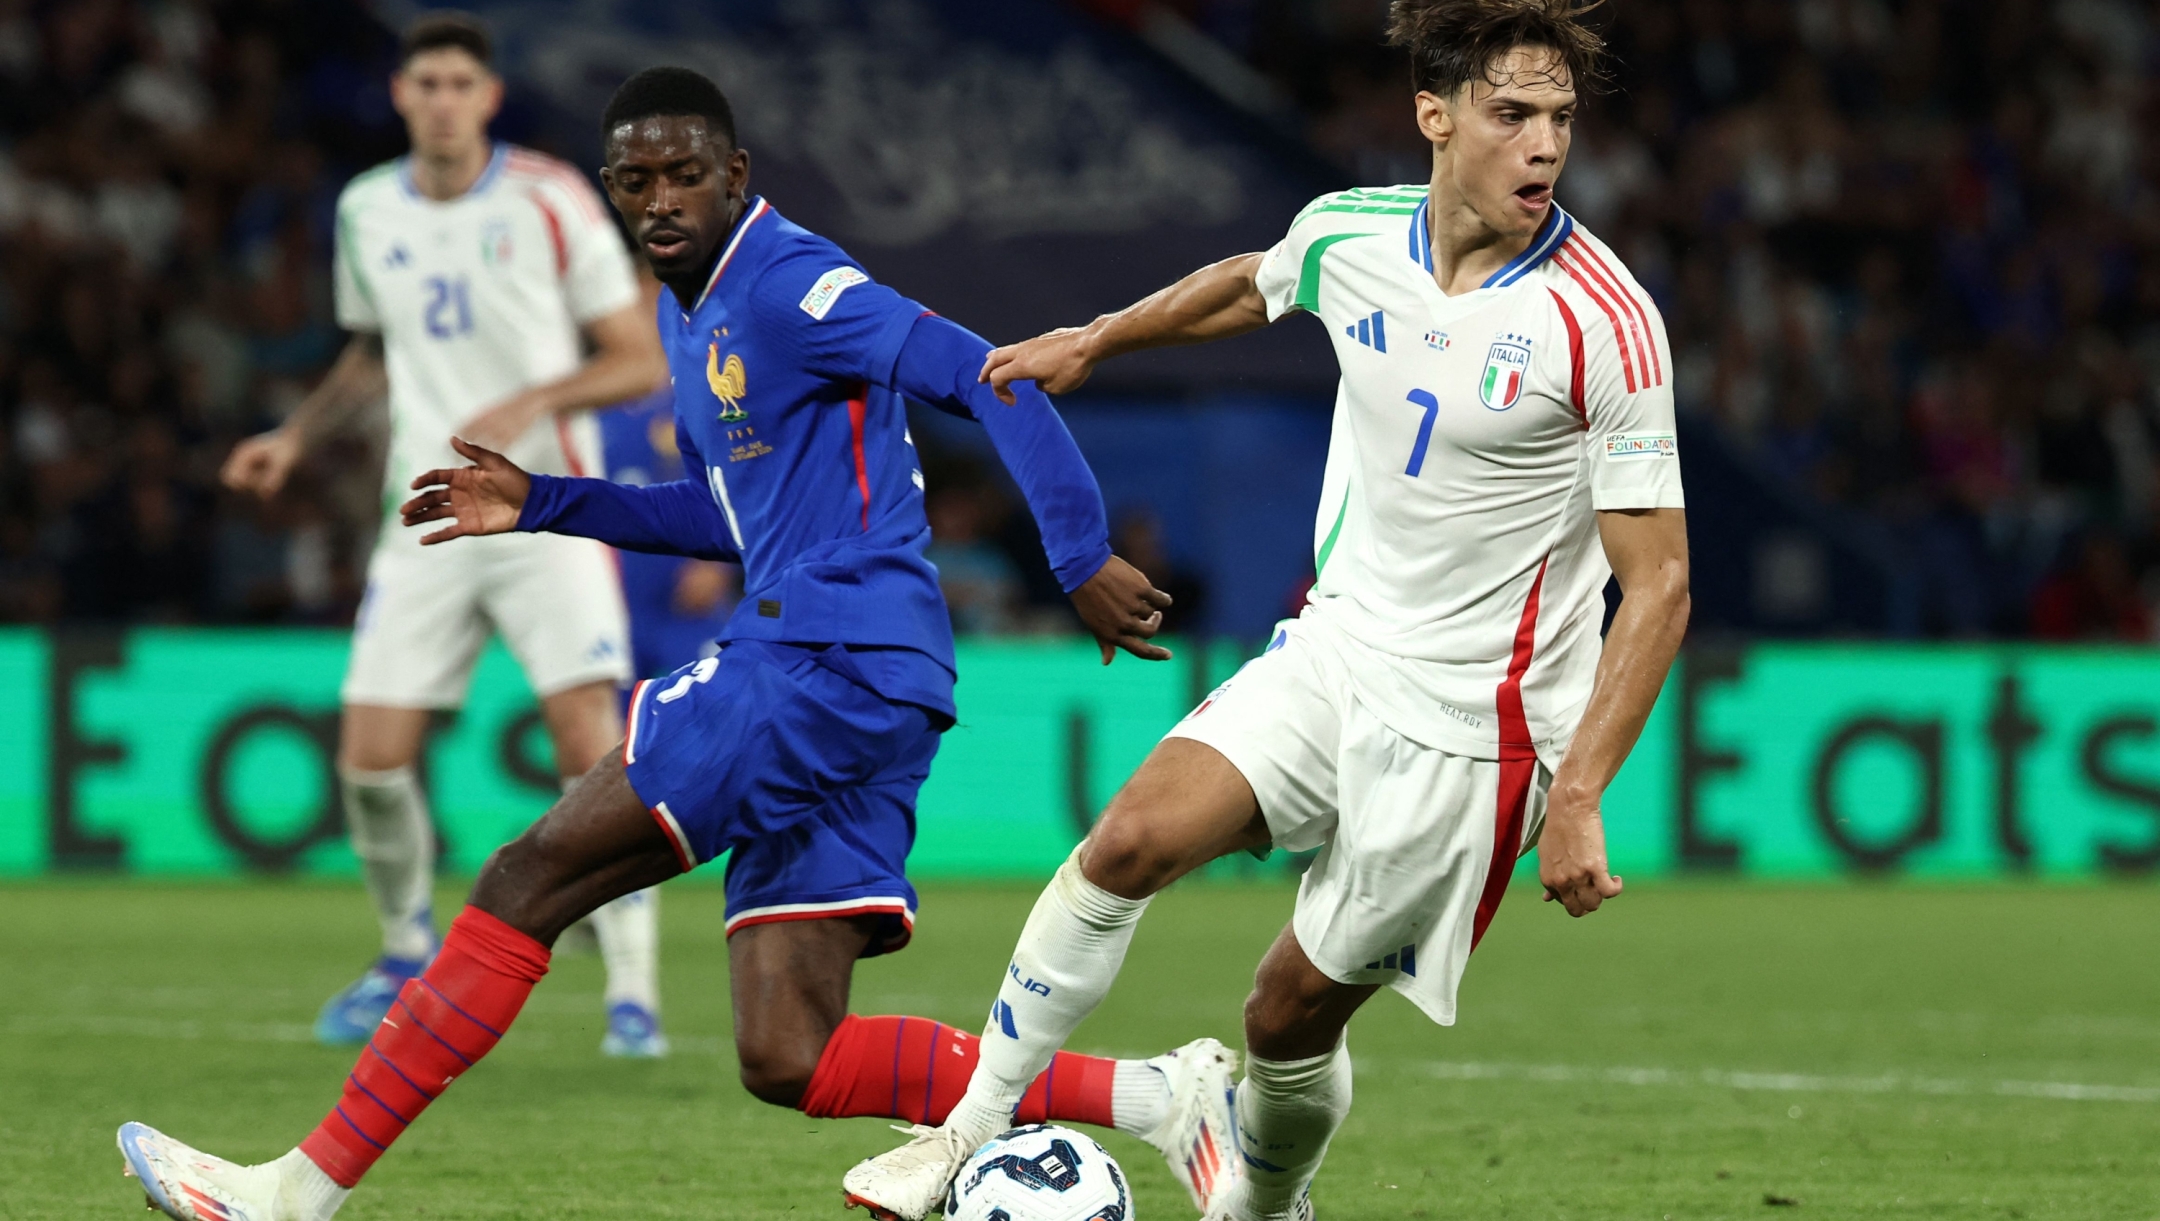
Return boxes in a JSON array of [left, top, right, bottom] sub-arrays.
[[1, 3, 2157, 1217]]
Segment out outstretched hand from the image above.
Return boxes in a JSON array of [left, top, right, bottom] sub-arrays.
[[399, 437, 533, 545], [1071, 555, 1174, 664], [980, 327, 1097, 405]]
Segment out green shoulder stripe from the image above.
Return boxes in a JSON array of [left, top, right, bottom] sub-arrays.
[[1294, 232, 1374, 314]]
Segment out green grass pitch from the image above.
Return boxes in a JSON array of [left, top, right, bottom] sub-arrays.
[[3, 878, 2157, 1219]]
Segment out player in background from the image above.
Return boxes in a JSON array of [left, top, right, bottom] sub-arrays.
[[116, 67, 1242, 1221], [600, 384, 737, 675], [847, 2, 1691, 1218], [217, 14, 671, 1056]]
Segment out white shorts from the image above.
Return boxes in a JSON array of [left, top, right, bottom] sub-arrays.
[[1165, 618, 1548, 1026], [343, 525, 632, 709]]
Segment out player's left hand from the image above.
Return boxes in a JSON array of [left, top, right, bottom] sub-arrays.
[[1538, 785, 1624, 917], [1072, 555, 1174, 664], [460, 393, 548, 452], [400, 437, 533, 544]]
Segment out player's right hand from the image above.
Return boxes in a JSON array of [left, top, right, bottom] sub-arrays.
[[220, 429, 303, 499], [980, 326, 1097, 405], [1072, 554, 1174, 665], [400, 436, 532, 544]]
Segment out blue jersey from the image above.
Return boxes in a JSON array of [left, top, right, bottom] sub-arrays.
[[517, 197, 1113, 724], [597, 388, 733, 678]]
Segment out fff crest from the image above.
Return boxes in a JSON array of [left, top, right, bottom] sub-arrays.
[[707, 345, 748, 422]]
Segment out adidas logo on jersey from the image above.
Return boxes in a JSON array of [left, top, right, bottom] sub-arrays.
[[1343, 309, 1387, 352]]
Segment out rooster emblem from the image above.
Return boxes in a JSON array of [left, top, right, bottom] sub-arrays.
[[707, 344, 747, 421]]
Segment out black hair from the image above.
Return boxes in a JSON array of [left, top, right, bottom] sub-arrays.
[[400, 11, 492, 69], [601, 67, 737, 152], [1386, 0, 1608, 98]]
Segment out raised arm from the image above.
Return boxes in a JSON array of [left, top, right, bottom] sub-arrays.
[[893, 313, 1173, 664], [980, 253, 1271, 404], [220, 333, 386, 498], [1539, 507, 1690, 916]]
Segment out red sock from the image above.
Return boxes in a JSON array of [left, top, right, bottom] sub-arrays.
[[800, 1014, 1118, 1130], [298, 907, 551, 1187]]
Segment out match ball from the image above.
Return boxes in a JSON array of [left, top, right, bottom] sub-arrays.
[[943, 1124, 1132, 1221]]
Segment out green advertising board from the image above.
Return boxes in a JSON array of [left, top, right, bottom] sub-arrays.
[[2, 629, 2157, 880]]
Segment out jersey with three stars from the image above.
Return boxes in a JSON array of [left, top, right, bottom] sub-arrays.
[[1254, 187, 1684, 766], [333, 143, 640, 498]]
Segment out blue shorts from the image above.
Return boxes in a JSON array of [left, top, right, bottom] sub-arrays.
[[622, 641, 940, 956]]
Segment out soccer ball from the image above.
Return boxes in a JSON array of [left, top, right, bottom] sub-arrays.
[[943, 1124, 1132, 1221]]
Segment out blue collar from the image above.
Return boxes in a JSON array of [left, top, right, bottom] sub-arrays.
[[398, 142, 507, 202], [1480, 204, 1573, 289], [1407, 197, 1574, 288]]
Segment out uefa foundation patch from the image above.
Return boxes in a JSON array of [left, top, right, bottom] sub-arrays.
[[1603, 432, 1677, 461]]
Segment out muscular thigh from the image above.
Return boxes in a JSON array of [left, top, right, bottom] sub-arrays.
[[1081, 737, 1271, 900], [726, 916, 878, 1054], [467, 750, 682, 944]]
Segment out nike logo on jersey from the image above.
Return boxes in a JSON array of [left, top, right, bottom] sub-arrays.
[[1343, 309, 1387, 352]]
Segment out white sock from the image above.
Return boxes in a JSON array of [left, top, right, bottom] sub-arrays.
[[1110, 1059, 1171, 1137], [338, 765, 435, 963], [1235, 1041, 1353, 1218], [946, 847, 1150, 1141], [275, 1147, 349, 1221], [591, 887, 660, 1013]]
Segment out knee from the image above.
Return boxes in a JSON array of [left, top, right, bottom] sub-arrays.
[[1080, 811, 1183, 899], [469, 832, 571, 939], [735, 1036, 820, 1109]]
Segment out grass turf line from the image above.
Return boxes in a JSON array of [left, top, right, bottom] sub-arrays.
[[2, 880, 2157, 1218]]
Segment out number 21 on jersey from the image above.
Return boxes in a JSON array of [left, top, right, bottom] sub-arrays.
[[422, 275, 472, 339]]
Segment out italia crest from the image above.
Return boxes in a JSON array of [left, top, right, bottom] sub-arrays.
[[707, 345, 747, 422], [1478, 334, 1531, 410]]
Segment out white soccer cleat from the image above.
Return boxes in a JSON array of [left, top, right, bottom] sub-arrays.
[[842, 1122, 981, 1220], [118, 1123, 285, 1221], [1137, 1036, 1242, 1214]]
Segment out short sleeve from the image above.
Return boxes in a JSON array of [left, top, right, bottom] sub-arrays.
[[747, 244, 927, 389], [1253, 232, 1302, 322], [332, 191, 380, 332], [1573, 287, 1684, 511], [541, 176, 640, 324]]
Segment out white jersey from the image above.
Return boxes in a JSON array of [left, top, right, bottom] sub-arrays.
[[1254, 187, 1684, 767], [333, 143, 640, 498]]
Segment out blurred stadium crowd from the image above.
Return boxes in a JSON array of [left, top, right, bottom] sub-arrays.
[[1, 0, 2157, 639]]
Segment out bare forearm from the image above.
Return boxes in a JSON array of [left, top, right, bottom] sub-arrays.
[[519, 344, 667, 417], [1551, 567, 1689, 801], [286, 334, 386, 446], [1079, 253, 1270, 362]]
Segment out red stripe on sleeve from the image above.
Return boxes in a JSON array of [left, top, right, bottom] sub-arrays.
[[1547, 288, 1587, 426], [1557, 241, 1650, 389], [1552, 245, 1637, 393], [1571, 239, 1663, 386]]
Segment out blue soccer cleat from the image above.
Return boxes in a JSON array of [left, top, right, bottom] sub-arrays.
[[313, 954, 429, 1046], [600, 1000, 670, 1058]]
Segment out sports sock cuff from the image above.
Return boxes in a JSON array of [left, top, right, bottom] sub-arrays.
[[798, 1015, 866, 1117], [446, 907, 551, 983], [337, 763, 417, 788], [1056, 848, 1150, 929], [1109, 1059, 1170, 1136], [1244, 1044, 1345, 1092]]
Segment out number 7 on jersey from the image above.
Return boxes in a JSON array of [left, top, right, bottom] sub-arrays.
[[1404, 389, 1440, 477]]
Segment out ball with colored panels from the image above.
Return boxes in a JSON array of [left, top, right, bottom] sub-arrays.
[[943, 1124, 1132, 1221]]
